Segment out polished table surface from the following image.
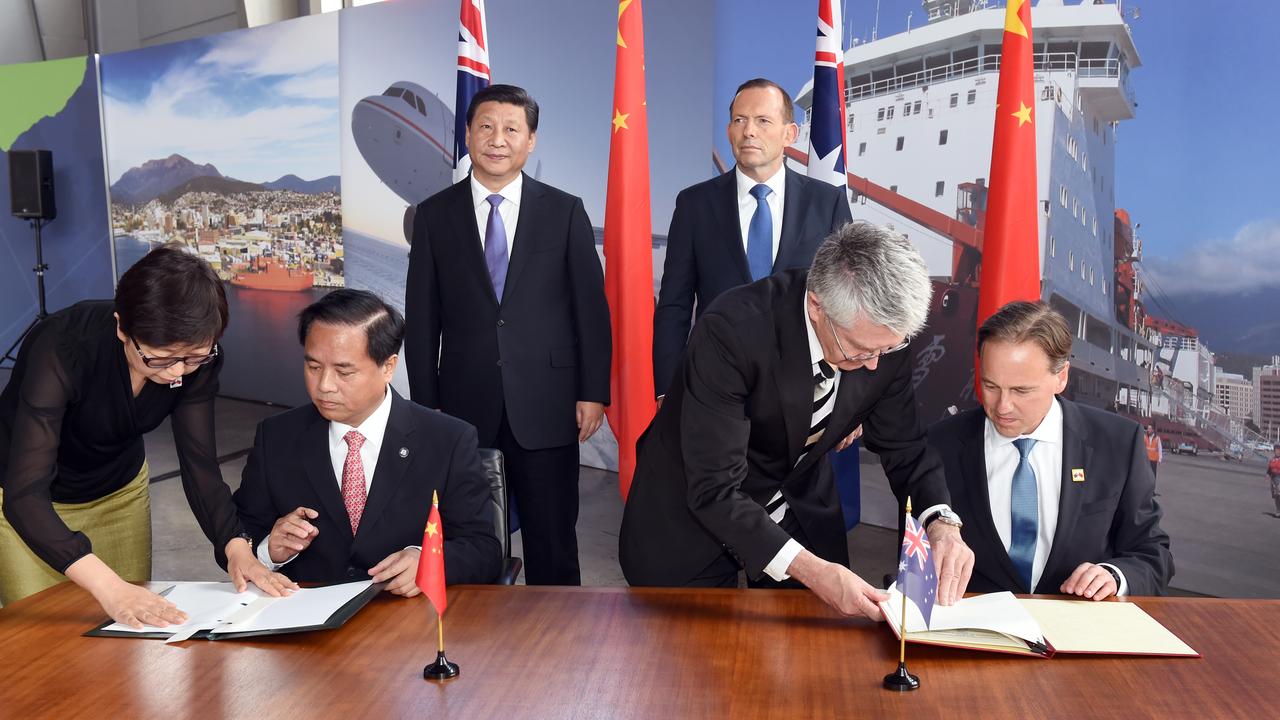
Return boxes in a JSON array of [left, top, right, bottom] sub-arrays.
[[1, 582, 1278, 719]]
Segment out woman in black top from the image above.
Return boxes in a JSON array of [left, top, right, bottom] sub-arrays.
[[0, 246, 295, 626]]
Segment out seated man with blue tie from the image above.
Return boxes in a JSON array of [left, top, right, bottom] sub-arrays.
[[927, 301, 1173, 599], [232, 290, 500, 592]]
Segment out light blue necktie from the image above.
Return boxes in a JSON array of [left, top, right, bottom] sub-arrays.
[[746, 184, 773, 281], [1009, 437, 1039, 592], [484, 193, 509, 301]]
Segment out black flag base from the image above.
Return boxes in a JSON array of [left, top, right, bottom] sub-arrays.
[[424, 651, 460, 681], [882, 662, 920, 691]]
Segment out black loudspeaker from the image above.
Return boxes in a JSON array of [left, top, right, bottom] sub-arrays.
[[9, 149, 57, 221]]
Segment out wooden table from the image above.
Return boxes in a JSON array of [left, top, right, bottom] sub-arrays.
[[1, 583, 1278, 719]]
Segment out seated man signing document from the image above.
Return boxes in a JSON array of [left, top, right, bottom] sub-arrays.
[[232, 290, 500, 592], [927, 301, 1172, 600]]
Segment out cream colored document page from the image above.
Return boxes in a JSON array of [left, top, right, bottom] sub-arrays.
[[1022, 598, 1198, 656]]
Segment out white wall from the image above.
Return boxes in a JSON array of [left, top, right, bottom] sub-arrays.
[[0, 0, 45, 64]]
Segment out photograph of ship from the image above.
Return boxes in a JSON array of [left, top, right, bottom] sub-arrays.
[[709, 0, 1280, 597], [100, 12, 340, 405]]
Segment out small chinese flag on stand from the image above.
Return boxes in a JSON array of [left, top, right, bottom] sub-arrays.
[[417, 491, 458, 680], [416, 491, 447, 615]]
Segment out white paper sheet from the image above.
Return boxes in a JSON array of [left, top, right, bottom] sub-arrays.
[[879, 585, 1046, 645], [98, 580, 373, 639], [208, 581, 372, 635]]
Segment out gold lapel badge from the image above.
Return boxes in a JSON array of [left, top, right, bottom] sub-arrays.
[[1071, 468, 1085, 483]]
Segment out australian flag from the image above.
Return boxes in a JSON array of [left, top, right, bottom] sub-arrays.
[[897, 513, 938, 627], [806, 0, 848, 188], [454, 0, 491, 183]]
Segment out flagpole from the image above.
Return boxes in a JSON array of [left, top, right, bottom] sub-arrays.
[[899, 497, 911, 665], [884, 496, 920, 691], [422, 489, 459, 680]]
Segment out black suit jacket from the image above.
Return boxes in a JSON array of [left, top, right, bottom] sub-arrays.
[[232, 390, 501, 585], [652, 166, 852, 395], [620, 269, 949, 585], [927, 399, 1173, 595], [404, 174, 611, 449]]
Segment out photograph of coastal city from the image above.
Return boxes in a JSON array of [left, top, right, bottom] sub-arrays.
[[99, 12, 340, 405]]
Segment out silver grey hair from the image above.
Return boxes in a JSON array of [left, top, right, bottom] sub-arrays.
[[806, 222, 933, 337]]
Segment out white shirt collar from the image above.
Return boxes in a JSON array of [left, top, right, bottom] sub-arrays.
[[329, 385, 394, 452], [984, 396, 1064, 450], [803, 298, 826, 368], [470, 172, 523, 210], [735, 164, 786, 201]]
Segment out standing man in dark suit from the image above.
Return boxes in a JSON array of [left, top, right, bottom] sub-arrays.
[[404, 84, 611, 586], [927, 301, 1173, 599], [653, 78, 852, 398], [621, 224, 974, 619], [233, 290, 501, 590]]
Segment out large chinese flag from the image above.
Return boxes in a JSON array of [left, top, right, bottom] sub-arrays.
[[977, 0, 1041, 383], [604, 0, 656, 499], [415, 490, 447, 615]]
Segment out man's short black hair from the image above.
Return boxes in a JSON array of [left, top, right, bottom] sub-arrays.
[[465, 83, 539, 132], [297, 289, 405, 365]]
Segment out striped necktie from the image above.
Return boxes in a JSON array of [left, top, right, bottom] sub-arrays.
[[765, 360, 837, 524]]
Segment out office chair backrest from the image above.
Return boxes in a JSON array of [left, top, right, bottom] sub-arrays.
[[477, 447, 510, 559]]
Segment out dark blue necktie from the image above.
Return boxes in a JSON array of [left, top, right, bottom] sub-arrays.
[[484, 193, 509, 300], [1009, 437, 1039, 591], [746, 183, 773, 281]]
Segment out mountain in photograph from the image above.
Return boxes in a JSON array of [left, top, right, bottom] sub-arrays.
[[1159, 286, 1280, 358], [111, 155, 340, 204], [157, 175, 266, 204], [263, 174, 341, 194], [110, 154, 221, 204]]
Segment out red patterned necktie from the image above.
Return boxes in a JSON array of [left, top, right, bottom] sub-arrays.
[[341, 430, 367, 535]]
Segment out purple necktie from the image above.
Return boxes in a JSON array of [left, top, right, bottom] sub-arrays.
[[484, 193, 509, 300]]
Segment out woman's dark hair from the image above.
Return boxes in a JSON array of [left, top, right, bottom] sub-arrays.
[[465, 83, 539, 132], [115, 244, 228, 348], [297, 289, 405, 365]]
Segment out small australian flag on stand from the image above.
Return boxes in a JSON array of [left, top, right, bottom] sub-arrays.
[[897, 513, 937, 628]]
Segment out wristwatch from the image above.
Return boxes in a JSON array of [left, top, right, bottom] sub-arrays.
[[1101, 564, 1122, 588], [234, 532, 255, 552], [925, 508, 963, 531]]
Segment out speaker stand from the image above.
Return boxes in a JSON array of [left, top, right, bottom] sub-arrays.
[[2, 219, 49, 368]]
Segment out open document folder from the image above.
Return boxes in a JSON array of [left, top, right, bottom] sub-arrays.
[[85, 580, 380, 642], [877, 585, 1199, 658]]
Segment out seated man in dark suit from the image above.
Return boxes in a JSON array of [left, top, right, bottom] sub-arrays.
[[233, 290, 500, 593], [928, 301, 1173, 599]]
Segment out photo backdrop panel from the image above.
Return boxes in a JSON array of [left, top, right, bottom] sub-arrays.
[[340, 0, 713, 470], [100, 12, 341, 406], [713, 0, 1280, 598], [0, 56, 115, 357]]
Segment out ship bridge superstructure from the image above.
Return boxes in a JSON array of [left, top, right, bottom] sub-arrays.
[[791, 0, 1150, 412]]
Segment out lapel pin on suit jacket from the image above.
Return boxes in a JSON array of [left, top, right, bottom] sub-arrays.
[[399, 447, 409, 458], [1071, 468, 1085, 483]]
